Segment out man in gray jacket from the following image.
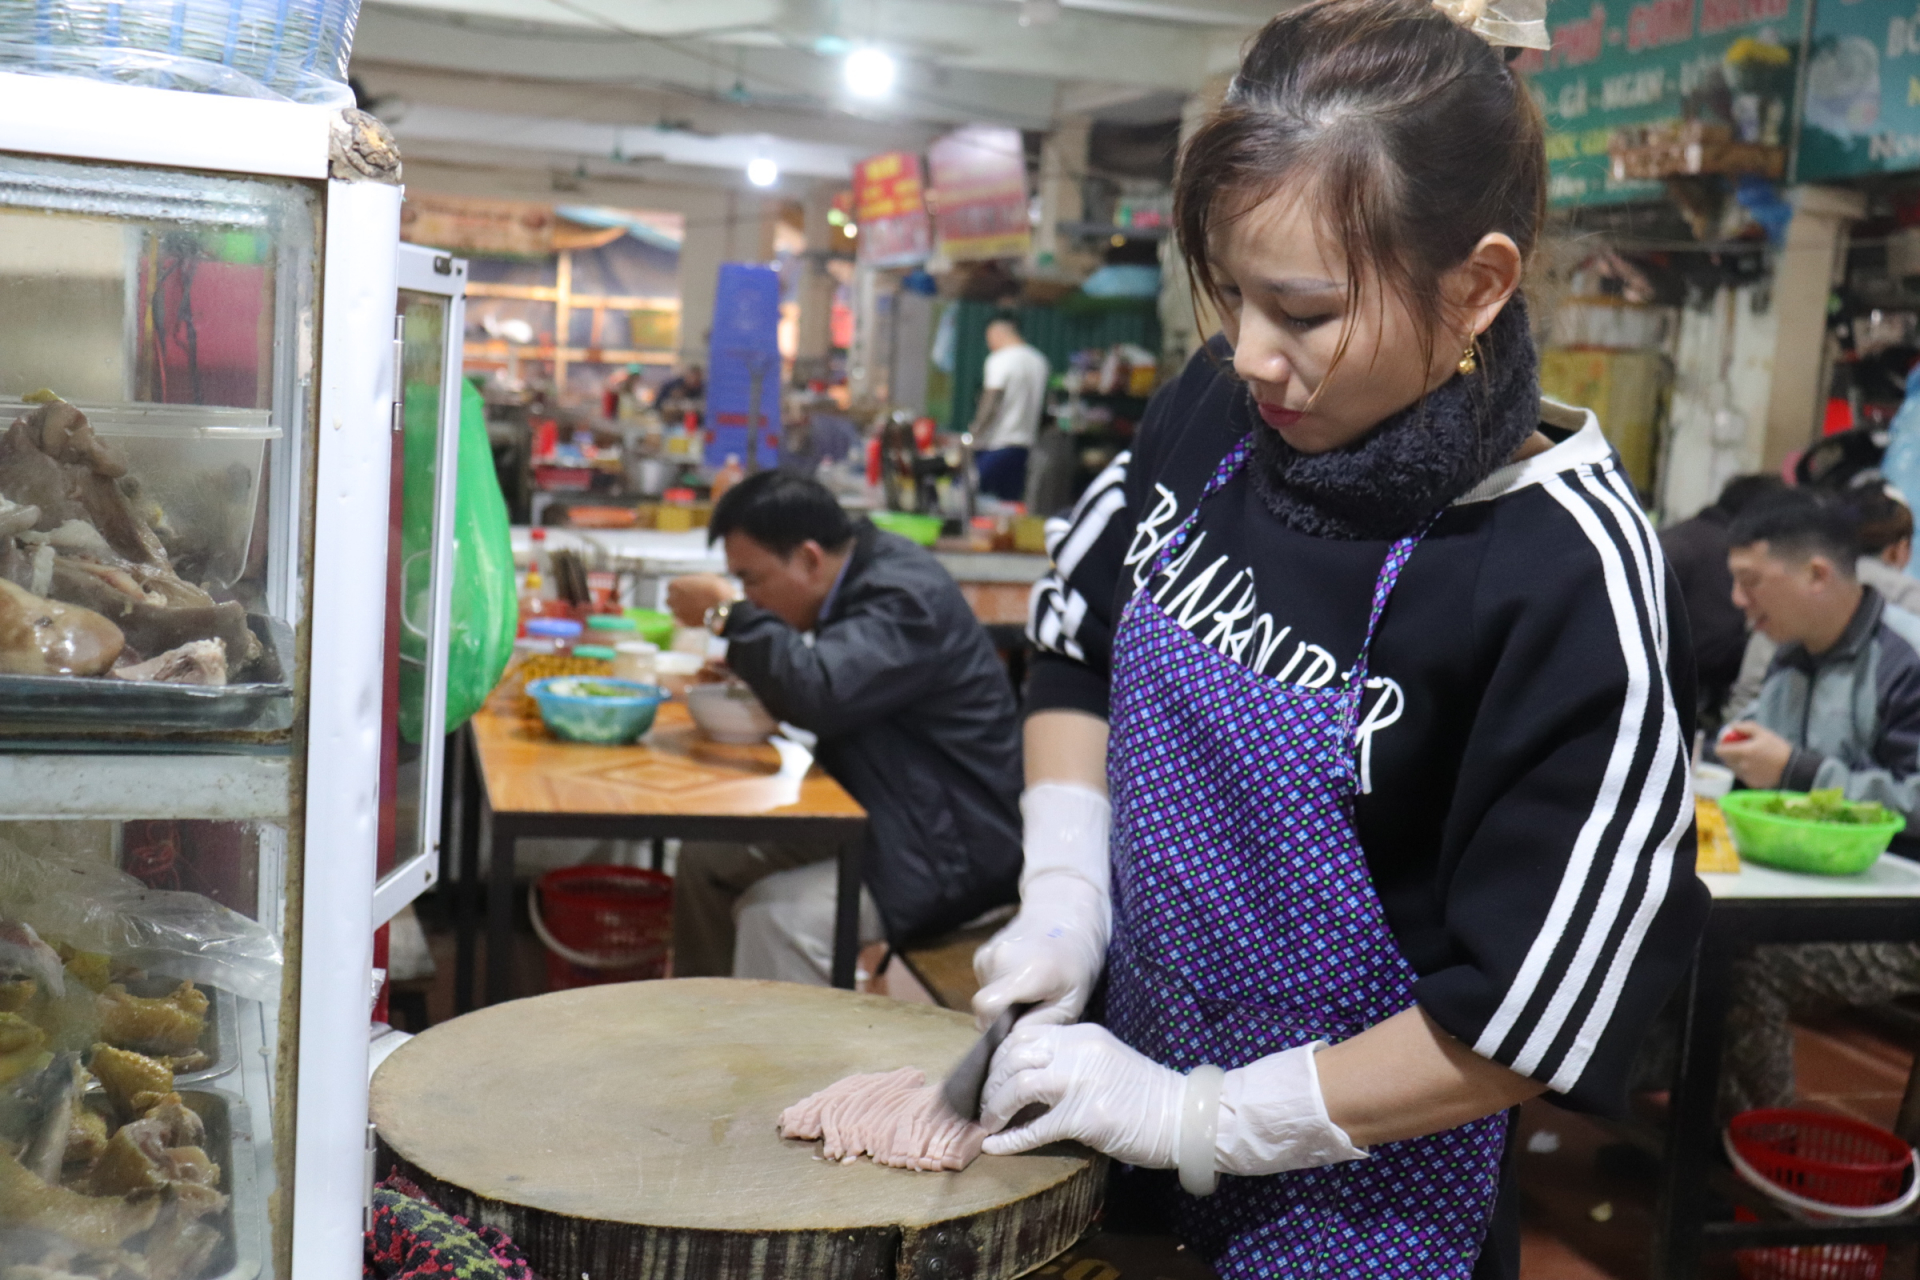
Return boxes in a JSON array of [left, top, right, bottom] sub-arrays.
[[1713, 488, 1920, 1112], [665, 472, 1023, 984]]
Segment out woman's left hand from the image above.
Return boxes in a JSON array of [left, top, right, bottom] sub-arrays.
[[979, 1022, 1184, 1165]]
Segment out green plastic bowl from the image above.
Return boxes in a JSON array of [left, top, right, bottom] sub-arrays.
[[527, 677, 665, 745], [1717, 790, 1905, 876], [623, 607, 677, 648], [870, 510, 944, 547]]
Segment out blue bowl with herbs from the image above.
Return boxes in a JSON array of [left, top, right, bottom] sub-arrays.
[[526, 677, 666, 745]]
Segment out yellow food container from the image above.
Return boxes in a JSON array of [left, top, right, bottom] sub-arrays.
[[1695, 797, 1740, 874]]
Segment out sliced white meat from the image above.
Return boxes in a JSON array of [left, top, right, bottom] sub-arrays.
[[778, 1067, 987, 1172]]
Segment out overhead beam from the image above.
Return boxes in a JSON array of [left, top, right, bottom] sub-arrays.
[[360, 0, 1219, 95]]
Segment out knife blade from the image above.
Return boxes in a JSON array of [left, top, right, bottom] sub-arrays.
[[939, 1004, 1026, 1122]]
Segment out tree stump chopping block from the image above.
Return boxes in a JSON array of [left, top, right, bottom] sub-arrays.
[[371, 978, 1106, 1280]]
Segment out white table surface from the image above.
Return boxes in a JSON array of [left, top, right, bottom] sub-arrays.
[[1702, 850, 1920, 900]]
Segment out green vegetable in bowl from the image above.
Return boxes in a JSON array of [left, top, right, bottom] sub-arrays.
[[549, 678, 649, 699], [1753, 788, 1894, 826]]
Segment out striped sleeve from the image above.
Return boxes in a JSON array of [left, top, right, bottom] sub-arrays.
[[1025, 450, 1135, 720], [1414, 460, 1708, 1114]]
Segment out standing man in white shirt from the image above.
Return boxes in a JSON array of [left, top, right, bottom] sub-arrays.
[[970, 318, 1051, 502]]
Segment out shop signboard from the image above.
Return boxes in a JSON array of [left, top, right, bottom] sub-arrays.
[[400, 193, 557, 258], [1797, 1, 1920, 179], [927, 125, 1032, 262], [1524, 0, 1804, 206], [855, 151, 932, 267], [706, 262, 781, 469]]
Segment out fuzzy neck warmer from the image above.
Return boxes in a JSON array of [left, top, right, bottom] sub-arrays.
[[1246, 295, 1541, 541]]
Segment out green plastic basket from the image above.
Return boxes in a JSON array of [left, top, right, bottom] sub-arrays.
[[1717, 791, 1905, 876]]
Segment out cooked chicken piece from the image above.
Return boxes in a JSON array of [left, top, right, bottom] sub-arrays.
[[0, 579, 122, 677], [21, 399, 126, 480], [60, 1101, 109, 1186], [0, 979, 34, 1014], [53, 949, 108, 997], [111, 639, 226, 687], [97, 984, 206, 1059], [0, 1150, 158, 1251], [0, 926, 62, 1002], [85, 1047, 171, 1121], [778, 1067, 988, 1172], [0, 1015, 48, 1087]]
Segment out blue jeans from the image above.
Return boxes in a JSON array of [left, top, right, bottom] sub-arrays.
[[975, 447, 1029, 502]]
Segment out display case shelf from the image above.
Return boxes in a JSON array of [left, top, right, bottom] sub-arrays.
[[0, 751, 289, 820]]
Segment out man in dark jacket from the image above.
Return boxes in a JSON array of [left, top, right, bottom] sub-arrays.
[[1659, 472, 1783, 729], [665, 471, 1023, 983]]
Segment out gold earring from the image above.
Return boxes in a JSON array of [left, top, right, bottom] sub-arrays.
[[1457, 339, 1478, 376]]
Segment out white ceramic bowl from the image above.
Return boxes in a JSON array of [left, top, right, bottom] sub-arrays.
[[653, 651, 706, 699], [685, 681, 780, 744]]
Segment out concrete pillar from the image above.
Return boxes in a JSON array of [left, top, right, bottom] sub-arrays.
[[1033, 115, 1090, 268], [676, 190, 778, 369], [1759, 185, 1865, 470], [1159, 72, 1234, 368], [795, 183, 839, 385]]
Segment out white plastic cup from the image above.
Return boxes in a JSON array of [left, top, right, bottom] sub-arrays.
[[613, 640, 659, 687], [1694, 762, 1735, 800]]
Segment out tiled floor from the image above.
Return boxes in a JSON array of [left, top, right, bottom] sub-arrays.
[[396, 889, 1918, 1280]]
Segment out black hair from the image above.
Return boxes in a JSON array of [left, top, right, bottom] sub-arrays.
[[1727, 489, 1858, 575], [707, 470, 855, 557], [1176, 0, 1546, 382], [1714, 472, 1786, 520], [1843, 485, 1915, 557]]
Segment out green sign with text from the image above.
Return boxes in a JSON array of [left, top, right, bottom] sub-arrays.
[[1798, 0, 1920, 179], [1526, 0, 1804, 205]]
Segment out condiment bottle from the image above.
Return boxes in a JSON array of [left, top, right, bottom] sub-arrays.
[[711, 453, 745, 502]]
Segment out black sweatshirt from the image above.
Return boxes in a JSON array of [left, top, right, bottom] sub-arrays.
[[1027, 349, 1709, 1117], [722, 523, 1024, 942]]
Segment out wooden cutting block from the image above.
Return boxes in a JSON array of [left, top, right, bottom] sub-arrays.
[[371, 978, 1105, 1280]]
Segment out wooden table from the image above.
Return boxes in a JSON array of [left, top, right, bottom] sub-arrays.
[[450, 697, 866, 1010], [1651, 851, 1920, 1278]]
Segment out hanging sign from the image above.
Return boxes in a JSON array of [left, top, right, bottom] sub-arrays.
[[1796, 2, 1920, 180], [854, 151, 932, 267], [400, 193, 556, 258], [927, 126, 1032, 262], [1523, 0, 1803, 206]]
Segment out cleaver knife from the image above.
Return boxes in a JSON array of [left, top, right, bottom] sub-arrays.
[[939, 1004, 1028, 1122]]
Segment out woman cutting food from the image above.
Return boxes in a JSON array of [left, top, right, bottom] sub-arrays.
[[971, 1, 1709, 1275]]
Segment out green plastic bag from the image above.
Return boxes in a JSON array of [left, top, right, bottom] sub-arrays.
[[400, 378, 517, 741]]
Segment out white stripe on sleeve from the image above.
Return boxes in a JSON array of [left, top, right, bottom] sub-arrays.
[[1472, 468, 1672, 1081]]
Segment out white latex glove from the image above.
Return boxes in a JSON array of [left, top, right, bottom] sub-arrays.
[[981, 1025, 1370, 1181], [979, 1022, 1185, 1166], [971, 783, 1111, 1028], [1216, 1043, 1370, 1176]]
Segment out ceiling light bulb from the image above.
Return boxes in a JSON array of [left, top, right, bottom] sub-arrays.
[[746, 157, 779, 188], [844, 47, 896, 98], [845, 223, 859, 238]]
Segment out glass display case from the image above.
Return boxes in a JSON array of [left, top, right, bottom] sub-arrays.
[[0, 73, 407, 1280]]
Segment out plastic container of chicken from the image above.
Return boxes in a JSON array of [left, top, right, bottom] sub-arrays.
[[0, 400, 279, 592]]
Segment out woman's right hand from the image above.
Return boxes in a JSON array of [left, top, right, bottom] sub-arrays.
[[972, 872, 1110, 1027]]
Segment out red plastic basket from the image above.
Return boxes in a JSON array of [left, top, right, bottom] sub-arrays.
[[530, 865, 672, 989], [1725, 1110, 1920, 1280]]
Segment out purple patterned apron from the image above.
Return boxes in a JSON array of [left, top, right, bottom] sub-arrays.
[[1104, 437, 1509, 1277]]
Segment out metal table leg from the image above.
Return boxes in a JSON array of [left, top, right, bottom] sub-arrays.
[[1653, 935, 1738, 1280], [452, 727, 482, 1016], [831, 835, 862, 990], [484, 802, 517, 1006]]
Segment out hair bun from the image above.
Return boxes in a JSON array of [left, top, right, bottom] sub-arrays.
[[1431, 0, 1550, 49]]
